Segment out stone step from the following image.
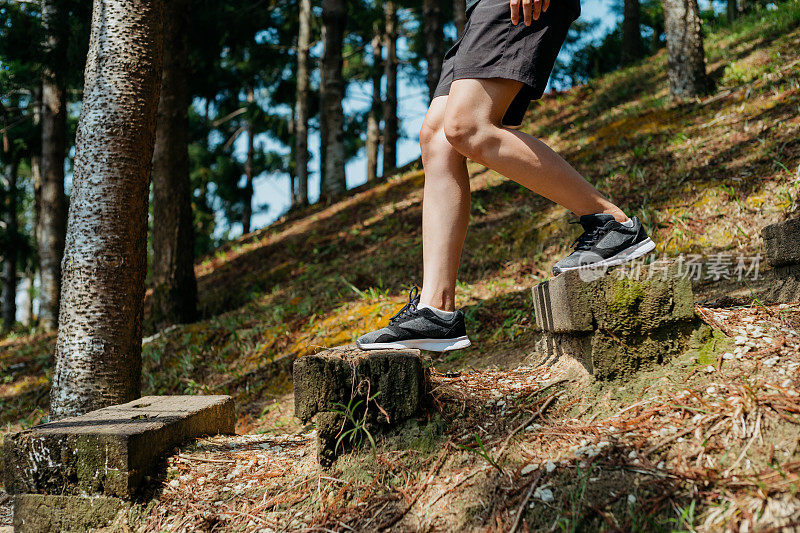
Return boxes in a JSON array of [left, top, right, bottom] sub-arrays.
[[293, 345, 426, 465], [762, 217, 800, 303], [532, 265, 698, 379], [763, 217, 800, 268], [4, 395, 235, 499]]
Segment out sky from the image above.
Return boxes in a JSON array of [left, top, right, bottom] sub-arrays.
[[246, 0, 619, 232]]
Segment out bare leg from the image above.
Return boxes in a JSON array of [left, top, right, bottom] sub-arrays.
[[419, 96, 470, 312], [442, 78, 627, 222]]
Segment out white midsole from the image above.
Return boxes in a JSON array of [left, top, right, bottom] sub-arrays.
[[556, 238, 656, 273], [357, 336, 471, 352]]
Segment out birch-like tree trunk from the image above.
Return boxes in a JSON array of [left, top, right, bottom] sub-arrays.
[[320, 0, 346, 199], [423, 0, 444, 100], [151, 0, 198, 330], [38, 0, 68, 332], [294, 0, 311, 206], [50, 0, 164, 420], [622, 0, 644, 65], [663, 0, 710, 98], [366, 29, 382, 182], [454, 0, 467, 37], [382, 0, 398, 174]]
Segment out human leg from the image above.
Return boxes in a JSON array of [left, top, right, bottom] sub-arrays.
[[418, 96, 470, 312], [442, 77, 627, 222]]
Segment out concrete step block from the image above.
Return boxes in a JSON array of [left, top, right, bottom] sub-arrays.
[[12, 494, 128, 533], [293, 345, 426, 465], [532, 264, 698, 379], [3, 395, 235, 499], [533, 264, 695, 335], [763, 217, 800, 268]]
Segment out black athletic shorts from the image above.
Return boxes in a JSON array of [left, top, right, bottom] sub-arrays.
[[433, 0, 581, 126]]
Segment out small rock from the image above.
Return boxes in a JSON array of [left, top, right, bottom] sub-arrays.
[[705, 365, 716, 373], [545, 460, 557, 473], [628, 450, 637, 459], [628, 494, 637, 505], [535, 487, 554, 503], [521, 464, 537, 475]]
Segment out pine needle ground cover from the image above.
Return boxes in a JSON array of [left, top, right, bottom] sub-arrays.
[[2, 3, 800, 530]]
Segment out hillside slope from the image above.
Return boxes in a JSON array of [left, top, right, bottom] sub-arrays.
[[2, 3, 800, 530]]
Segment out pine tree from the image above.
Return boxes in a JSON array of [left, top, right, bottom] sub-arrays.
[[663, 0, 710, 98], [151, 0, 198, 329]]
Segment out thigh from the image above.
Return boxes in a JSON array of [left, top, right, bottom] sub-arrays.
[[446, 77, 524, 126]]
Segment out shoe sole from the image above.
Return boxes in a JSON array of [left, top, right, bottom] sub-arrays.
[[554, 238, 656, 274], [357, 335, 471, 352]]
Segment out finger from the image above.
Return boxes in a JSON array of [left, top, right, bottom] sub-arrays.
[[523, 0, 532, 25], [543, 0, 550, 12], [510, 0, 520, 24], [533, 0, 542, 20]]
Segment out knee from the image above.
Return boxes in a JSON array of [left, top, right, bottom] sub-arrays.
[[419, 119, 440, 154], [443, 112, 484, 159]]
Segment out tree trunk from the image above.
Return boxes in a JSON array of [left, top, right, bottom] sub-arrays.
[[295, 0, 311, 206], [39, 0, 68, 332], [50, 0, 164, 420], [382, 0, 398, 175], [727, 0, 737, 22], [621, 0, 644, 65], [320, 0, 347, 199], [423, 0, 444, 100], [366, 30, 382, 182], [151, 0, 198, 330], [2, 158, 19, 332], [27, 272, 36, 327], [663, 0, 710, 98], [242, 86, 255, 234], [454, 0, 467, 37]]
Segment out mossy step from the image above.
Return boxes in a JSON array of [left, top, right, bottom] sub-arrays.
[[532, 265, 699, 379], [3, 395, 235, 499], [532, 264, 695, 335], [11, 494, 129, 533]]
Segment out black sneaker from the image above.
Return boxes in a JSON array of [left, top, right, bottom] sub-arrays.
[[356, 287, 471, 352], [552, 214, 655, 275]]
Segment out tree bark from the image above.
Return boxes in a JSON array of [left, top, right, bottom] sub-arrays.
[[454, 0, 467, 37], [242, 85, 255, 234], [366, 30, 382, 182], [320, 0, 347, 199], [151, 0, 198, 330], [50, 0, 164, 420], [294, 0, 311, 206], [727, 0, 737, 22], [663, 0, 710, 98], [39, 0, 68, 332], [2, 158, 19, 331], [382, 0, 398, 175], [621, 0, 644, 65], [423, 0, 444, 100]]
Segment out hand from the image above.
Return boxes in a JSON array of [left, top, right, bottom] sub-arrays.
[[510, 0, 550, 25]]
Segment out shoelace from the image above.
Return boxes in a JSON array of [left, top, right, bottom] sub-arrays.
[[389, 286, 419, 325], [570, 220, 610, 251]]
